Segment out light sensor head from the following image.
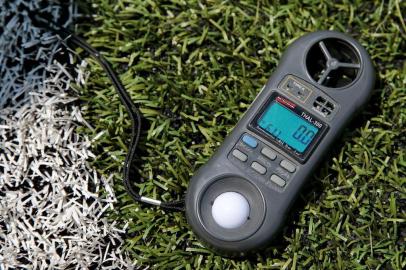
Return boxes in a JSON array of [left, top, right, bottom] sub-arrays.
[[211, 192, 250, 229]]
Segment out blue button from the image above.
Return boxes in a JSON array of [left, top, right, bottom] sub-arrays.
[[242, 134, 258, 148]]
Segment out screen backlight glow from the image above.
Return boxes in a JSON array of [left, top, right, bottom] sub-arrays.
[[257, 102, 319, 153]]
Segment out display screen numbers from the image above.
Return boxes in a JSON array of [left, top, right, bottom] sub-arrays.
[[257, 102, 319, 153]]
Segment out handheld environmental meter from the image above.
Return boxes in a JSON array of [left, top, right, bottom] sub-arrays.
[[32, 14, 376, 258], [185, 31, 375, 256]]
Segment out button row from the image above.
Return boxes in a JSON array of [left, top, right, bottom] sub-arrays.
[[251, 161, 285, 187], [251, 161, 286, 187], [231, 134, 300, 188], [231, 151, 287, 187], [232, 150, 287, 187], [241, 134, 296, 173]]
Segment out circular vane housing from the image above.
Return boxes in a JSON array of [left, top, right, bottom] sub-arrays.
[[306, 38, 361, 88]]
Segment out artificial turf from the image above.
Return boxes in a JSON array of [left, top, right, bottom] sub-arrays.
[[73, 1, 405, 269]]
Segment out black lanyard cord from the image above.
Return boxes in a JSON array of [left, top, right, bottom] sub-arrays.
[[29, 12, 185, 212]]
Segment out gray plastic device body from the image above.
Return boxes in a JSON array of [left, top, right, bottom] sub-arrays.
[[185, 31, 375, 256]]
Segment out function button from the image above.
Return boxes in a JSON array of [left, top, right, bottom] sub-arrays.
[[280, 159, 296, 173], [270, 174, 286, 187], [232, 149, 248, 162], [261, 147, 277, 160], [251, 162, 266, 175], [242, 134, 258, 148]]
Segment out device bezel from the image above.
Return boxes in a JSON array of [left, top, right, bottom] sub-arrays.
[[248, 92, 329, 163]]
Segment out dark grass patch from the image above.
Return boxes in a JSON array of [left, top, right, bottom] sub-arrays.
[[75, 0, 405, 269]]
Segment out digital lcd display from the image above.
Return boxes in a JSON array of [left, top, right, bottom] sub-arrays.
[[257, 102, 319, 153]]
